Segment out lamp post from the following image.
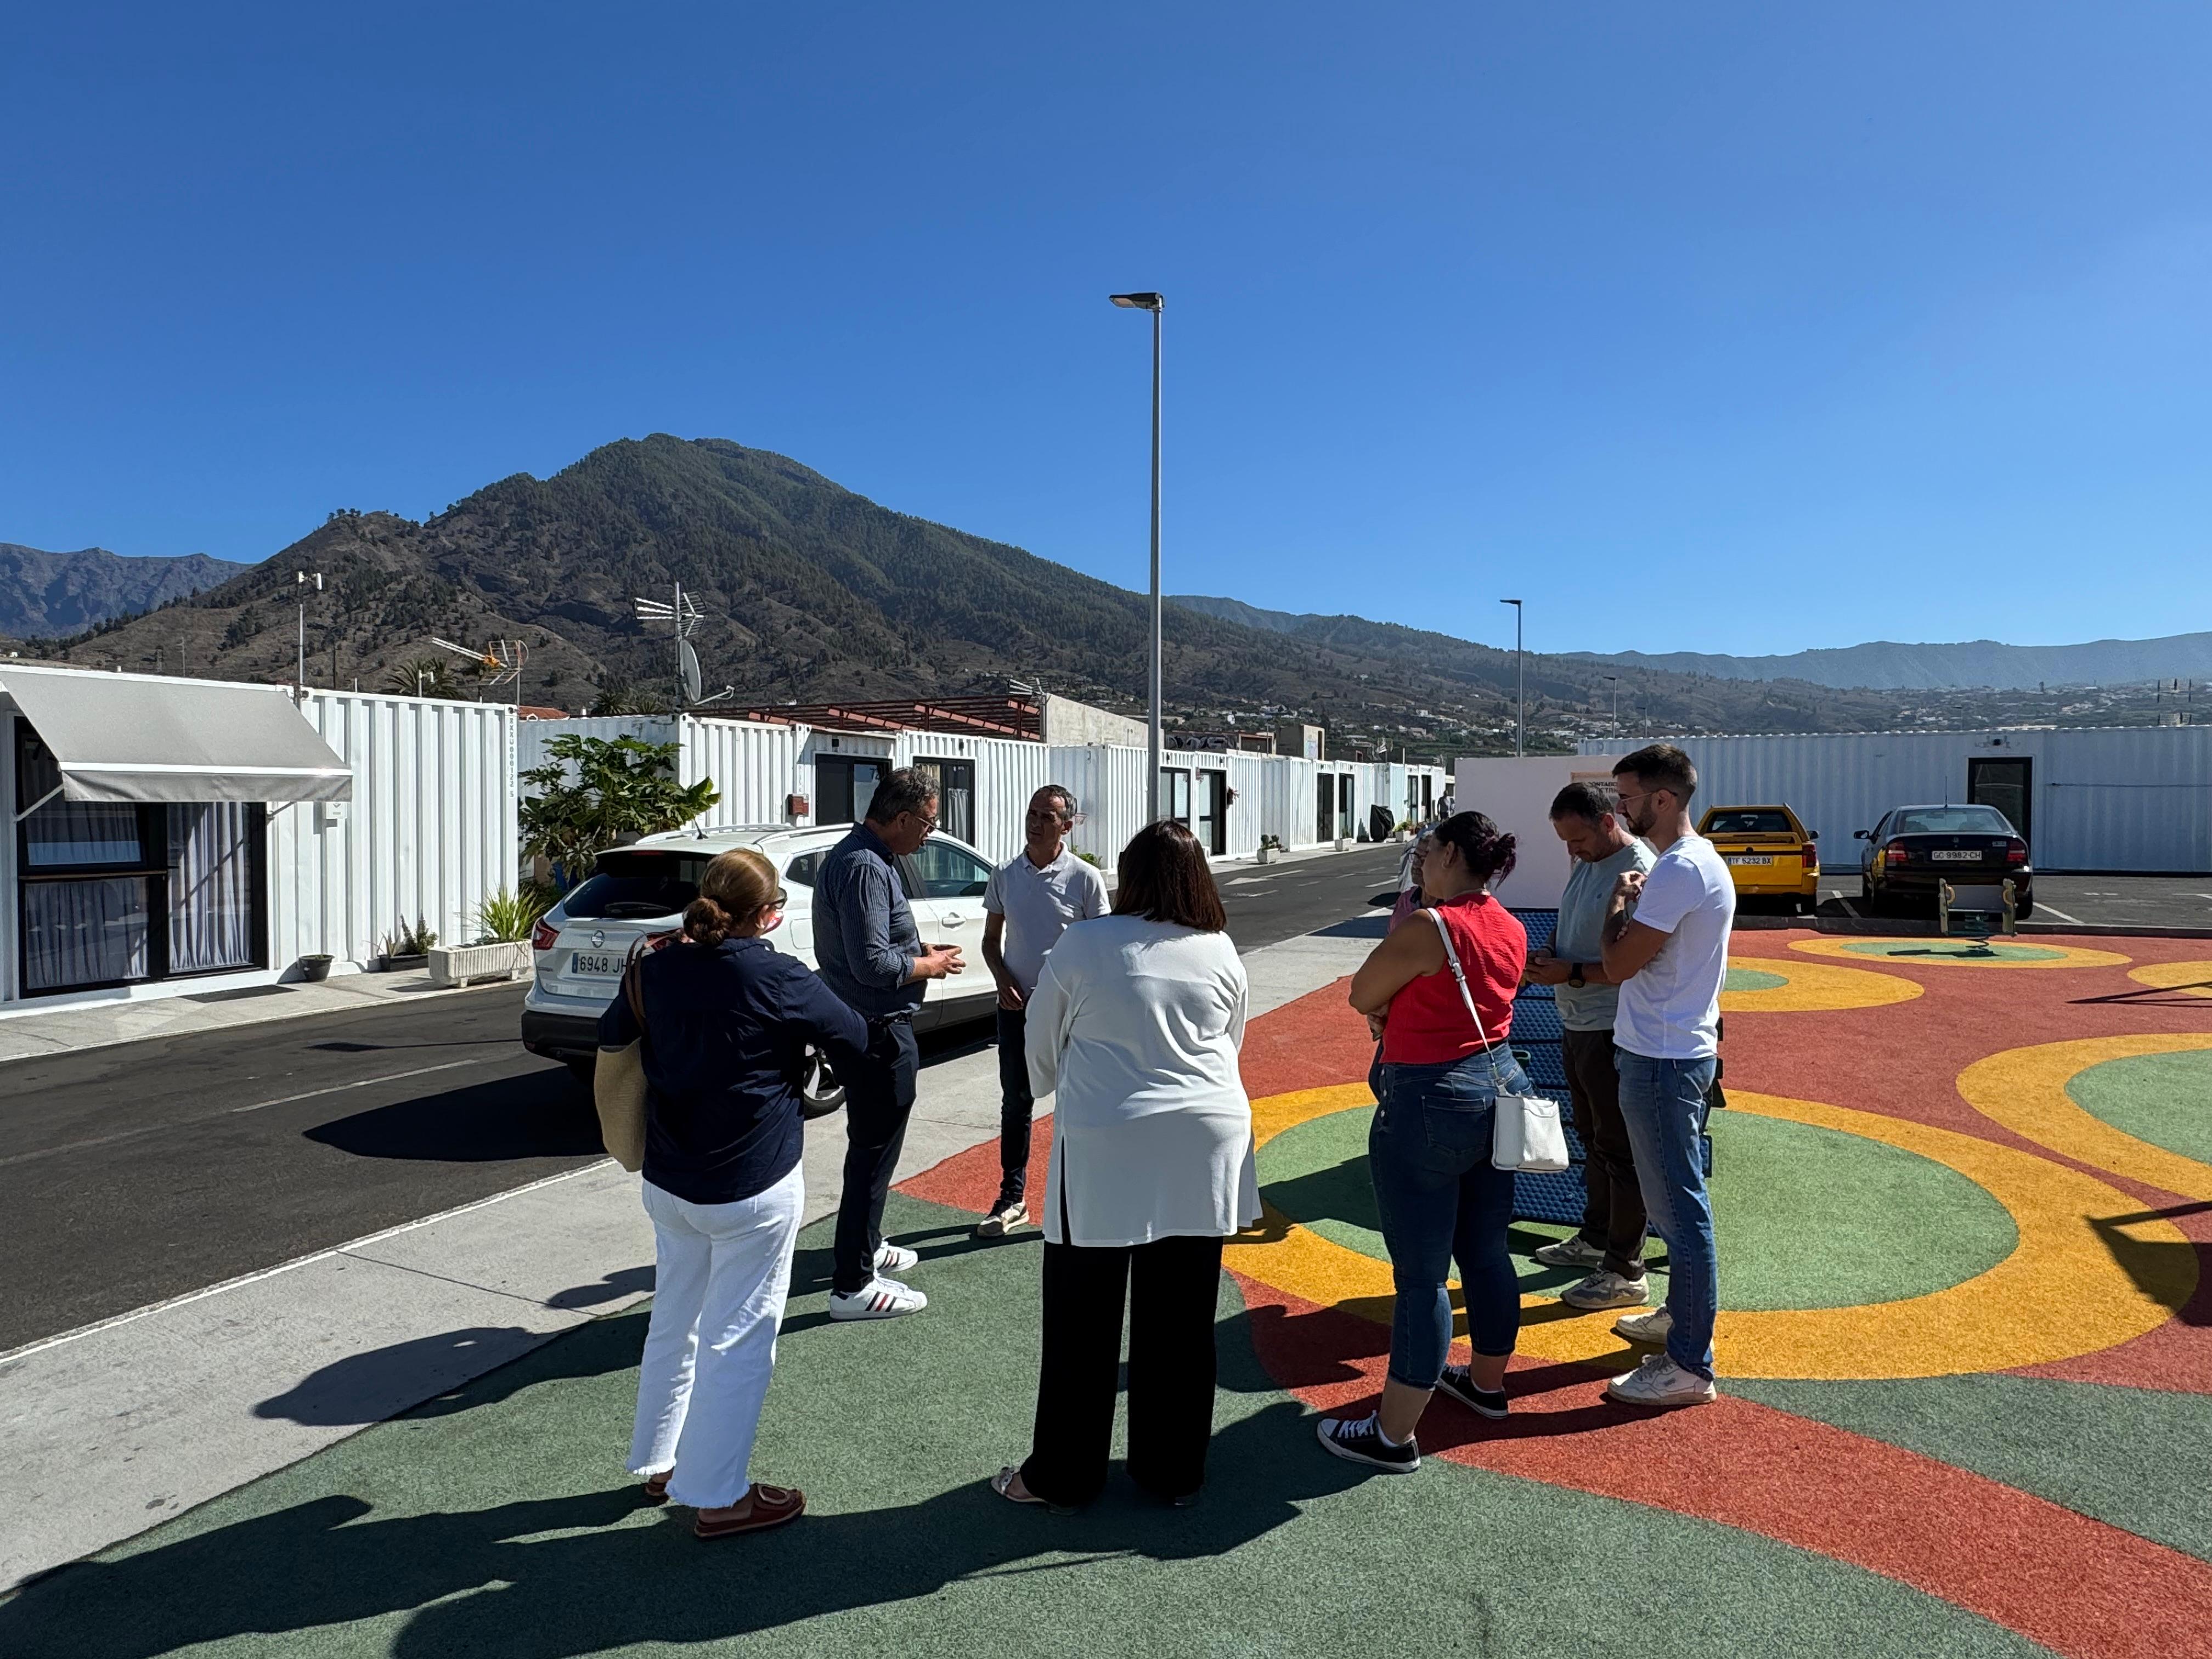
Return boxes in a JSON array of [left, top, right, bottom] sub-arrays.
[[1500, 597, 1524, 756], [1111, 290, 1165, 819], [295, 570, 323, 696]]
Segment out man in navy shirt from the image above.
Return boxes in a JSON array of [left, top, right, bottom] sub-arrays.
[[815, 768, 965, 1319]]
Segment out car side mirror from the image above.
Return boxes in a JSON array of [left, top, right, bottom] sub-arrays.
[[1852, 828, 1870, 839], [1807, 829, 1819, 840]]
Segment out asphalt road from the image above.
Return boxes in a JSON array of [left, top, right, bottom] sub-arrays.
[[1808, 870, 2212, 930], [0, 844, 1402, 1355]]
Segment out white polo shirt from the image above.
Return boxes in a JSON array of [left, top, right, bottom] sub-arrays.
[[983, 845, 1110, 996]]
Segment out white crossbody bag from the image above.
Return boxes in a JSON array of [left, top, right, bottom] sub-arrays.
[[1424, 909, 1570, 1174]]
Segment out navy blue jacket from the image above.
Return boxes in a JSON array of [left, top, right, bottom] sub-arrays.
[[599, 935, 869, 1205]]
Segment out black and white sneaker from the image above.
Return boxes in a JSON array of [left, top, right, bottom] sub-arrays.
[[1315, 1412, 1420, 1473], [1434, 1364, 1509, 1419]]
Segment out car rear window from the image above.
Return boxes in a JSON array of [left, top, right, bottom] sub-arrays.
[[1893, 808, 2015, 837], [562, 850, 712, 919], [1705, 810, 1795, 836]]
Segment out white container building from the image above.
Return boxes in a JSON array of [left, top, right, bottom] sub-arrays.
[[1574, 727, 2212, 873]]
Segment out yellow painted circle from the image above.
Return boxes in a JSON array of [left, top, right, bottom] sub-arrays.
[[1229, 1082, 2191, 1381], [1720, 958, 1924, 1013], [1956, 1034, 2212, 1202], [2125, 961, 2212, 1002], [1790, 936, 2132, 970]]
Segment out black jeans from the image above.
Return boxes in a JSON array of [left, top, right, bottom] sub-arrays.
[[995, 1004, 1035, 1204], [831, 1018, 920, 1296], [1020, 1232, 1226, 1507], [1563, 1027, 1646, 1277]]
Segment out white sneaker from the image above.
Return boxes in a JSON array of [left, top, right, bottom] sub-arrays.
[[828, 1277, 928, 1321], [1532, 1235, 1606, 1270], [1560, 1269, 1650, 1311], [874, 1242, 918, 1275], [1606, 1353, 1717, 1407], [1614, 1306, 1673, 1345]]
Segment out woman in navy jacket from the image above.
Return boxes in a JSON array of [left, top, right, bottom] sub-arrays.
[[599, 847, 867, 1538]]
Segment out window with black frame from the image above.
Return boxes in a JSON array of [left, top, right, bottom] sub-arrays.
[[15, 725, 266, 995], [913, 757, 976, 845]]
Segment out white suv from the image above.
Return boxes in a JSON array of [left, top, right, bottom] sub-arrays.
[[520, 823, 1002, 1113]]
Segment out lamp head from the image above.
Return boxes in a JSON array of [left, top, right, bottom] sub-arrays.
[[1109, 292, 1164, 312]]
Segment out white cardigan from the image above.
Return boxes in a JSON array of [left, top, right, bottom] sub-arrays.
[[1024, 915, 1260, 1248]]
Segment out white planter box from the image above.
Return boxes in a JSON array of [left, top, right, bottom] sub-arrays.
[[1255, 845, 1279, 865], [1333, 837, 1353, 852], [428, 940, 532, 988]]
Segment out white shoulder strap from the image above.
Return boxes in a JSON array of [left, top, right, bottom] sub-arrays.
[[1423, 907, 1511, 1090]]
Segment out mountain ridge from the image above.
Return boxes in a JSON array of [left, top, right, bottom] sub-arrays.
[[0, 544, 247, 636]]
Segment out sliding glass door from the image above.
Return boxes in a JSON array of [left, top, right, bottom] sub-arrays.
[[15, 725, 267, 995]]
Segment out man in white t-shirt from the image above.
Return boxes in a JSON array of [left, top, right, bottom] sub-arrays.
[[1598, 743, 1735, 1407], [975, 785, 1109, 1237]]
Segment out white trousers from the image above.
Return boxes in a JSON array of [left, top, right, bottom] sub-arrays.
[[629, 1163, 804, 1509]]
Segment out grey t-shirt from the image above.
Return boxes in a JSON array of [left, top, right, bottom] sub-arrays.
[[1552, 838, 1657, 1032], [983, 847, 1110, 996]]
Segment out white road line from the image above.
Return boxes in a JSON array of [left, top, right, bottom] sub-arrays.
[[228, 1056, 499, 1114], [0, 1159, 617, 1368], [2034, 904, 2087, 924]]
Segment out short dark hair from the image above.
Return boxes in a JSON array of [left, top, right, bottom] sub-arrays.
[[1034, 783, 1077, 818], [864, 766, 938, 826], [1113, 819, 1228, 932], [1550, 781, 1616, 824], [1431, 810, 1517, 884], [1614, 743, 1697, 804]]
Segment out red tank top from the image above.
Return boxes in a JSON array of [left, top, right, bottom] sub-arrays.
[[1380, 892, 1526, 1064]]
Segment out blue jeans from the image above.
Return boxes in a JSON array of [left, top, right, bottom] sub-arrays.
[[1614, 1048, 1718, 1381], [1368, 1051, 1528, 1389]]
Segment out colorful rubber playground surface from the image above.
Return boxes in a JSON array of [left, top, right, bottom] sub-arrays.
[[4, 929, 2209, 1658]]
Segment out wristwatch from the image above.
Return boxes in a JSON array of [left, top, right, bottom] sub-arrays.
[[1567, 962, 1586, 989]]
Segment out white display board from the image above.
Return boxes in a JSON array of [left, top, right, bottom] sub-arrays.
[[1453, 754, 1627, 910]]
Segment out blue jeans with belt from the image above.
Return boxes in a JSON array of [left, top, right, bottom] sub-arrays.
[[1614, 1048, 1718, 1381], [1368, 1049, 1529, 1389]]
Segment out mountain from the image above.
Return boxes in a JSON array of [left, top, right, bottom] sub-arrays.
[[0, 544, 247, 636], [35, 438, 2188, 749], [1566, 636, 2212, 692]]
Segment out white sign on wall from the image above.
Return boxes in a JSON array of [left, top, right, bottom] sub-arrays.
[[1453, 754, 1627, 910]]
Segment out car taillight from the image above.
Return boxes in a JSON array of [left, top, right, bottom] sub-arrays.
[[2006, 842, 2029, 866], [644, 929, 680, 952], [531, 918, 560, 952], [1801, 845, 1820, 867], [1884, 847, 1910, 867]]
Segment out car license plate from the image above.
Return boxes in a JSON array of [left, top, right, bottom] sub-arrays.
[[571, 951, 624, 976], [1930, 850, 1981, 862], [1725, 855, 1772, 866]]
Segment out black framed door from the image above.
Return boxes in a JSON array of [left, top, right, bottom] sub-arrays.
[[1968, 758, 2032, 845], [816, 757, 887, 826], [1159, 767, 1193, 828], [1316, 776, 1334, 843], [912, 757, 976, 844], [1194, 770, 1227, 855]]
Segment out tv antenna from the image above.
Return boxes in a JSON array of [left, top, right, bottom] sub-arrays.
[[431, 636, 528, 701], [633, 583, 730, 708]]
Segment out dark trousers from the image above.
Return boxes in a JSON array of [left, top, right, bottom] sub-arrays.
[[1020, 1232, 1225, 1507], [831, 1018, 920, 1296], [1563, 1028, 1647, 1277], [995, 1005, 1035, 1203]]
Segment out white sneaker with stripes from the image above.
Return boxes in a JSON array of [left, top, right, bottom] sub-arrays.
[[829, 1276, 928, 1321], [874, 1242, 919, 1275]]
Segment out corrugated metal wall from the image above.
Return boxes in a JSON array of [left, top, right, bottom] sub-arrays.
[[687, 718, 805, 828], [272, 691, 518, 969], [893, 731, 1050, 864], [1576, 727, 2212, 872], [1048, 743, 1150, 865]]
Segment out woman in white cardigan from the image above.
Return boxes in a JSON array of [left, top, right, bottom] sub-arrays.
[[992, 819, 1259, 1511]]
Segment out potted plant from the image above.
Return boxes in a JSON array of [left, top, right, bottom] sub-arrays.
[[298, 953, 334, 983], [1256, 834, 1285, 866], [378, 917, 438, 972], [428, 889, 547, 988]]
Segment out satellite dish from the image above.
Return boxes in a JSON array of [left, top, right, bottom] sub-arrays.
[[680, 639, 703, 704]]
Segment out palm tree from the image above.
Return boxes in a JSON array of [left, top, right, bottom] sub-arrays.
[[384, 656, 463, 697]]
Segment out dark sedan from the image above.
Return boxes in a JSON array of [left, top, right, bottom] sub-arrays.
[[1855, 804, 2033, 918]]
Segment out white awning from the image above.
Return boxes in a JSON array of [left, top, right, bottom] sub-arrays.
[[2, 667, 353, 805]]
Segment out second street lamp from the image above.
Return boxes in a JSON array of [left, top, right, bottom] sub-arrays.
[[1500, 597, 1524, 757], [1111, 290, 1165, 820]]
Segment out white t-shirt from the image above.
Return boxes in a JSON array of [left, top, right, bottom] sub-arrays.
[[982, 846, 1110, 995], [1613, 833, 1736, 1061]]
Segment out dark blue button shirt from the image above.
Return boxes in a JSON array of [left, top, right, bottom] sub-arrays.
[[814, 823, 926, 1019], [598, 935, 868, 1205]]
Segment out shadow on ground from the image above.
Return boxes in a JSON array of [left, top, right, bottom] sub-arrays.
[[304, 1070, 606, 1162]]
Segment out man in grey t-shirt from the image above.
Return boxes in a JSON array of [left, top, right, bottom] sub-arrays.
[[1522, 781, 1655, 1311]]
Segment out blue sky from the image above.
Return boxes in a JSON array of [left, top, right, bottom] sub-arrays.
[[3, 3, 2207, 657]]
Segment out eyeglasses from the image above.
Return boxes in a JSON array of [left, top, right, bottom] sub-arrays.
[[767, 889, 788, 910], [912, 812, 939, 835]]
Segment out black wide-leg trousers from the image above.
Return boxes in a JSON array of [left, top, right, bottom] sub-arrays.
[[1019, 1232, 1225, 1507]]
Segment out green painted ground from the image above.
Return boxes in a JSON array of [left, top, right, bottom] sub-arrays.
[[1725, 967, 1788, 991], [1258, 1105, 2015, 1311], [1836, 941, 2068, 963], [0, 1193, 2057, 1659], [2066, 1050, 2212, 1166], [1731, 1375, 2212, 1564]]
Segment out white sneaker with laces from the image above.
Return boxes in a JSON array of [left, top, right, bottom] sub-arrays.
[[829, 1276, 928, 1321], [1560, 1269, 1650, 1311], [1614, 1306, 1673, 1345], [1532, 1235, 1606, 1270], [1606, 1353, 1717, 1407], [874, 1242, 919, 1275]]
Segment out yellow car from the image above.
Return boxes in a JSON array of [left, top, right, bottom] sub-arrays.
[[1697, 804, 1821, 915]]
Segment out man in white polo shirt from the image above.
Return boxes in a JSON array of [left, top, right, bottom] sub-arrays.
[[975, 784, 1109, 1237], [1599, 743, 1735, 1408]]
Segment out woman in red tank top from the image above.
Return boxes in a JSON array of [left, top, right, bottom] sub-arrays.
[[1317, 811, 1533, 1474]]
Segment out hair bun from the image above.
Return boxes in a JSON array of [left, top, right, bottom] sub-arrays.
[[682, 895, 732, 947]]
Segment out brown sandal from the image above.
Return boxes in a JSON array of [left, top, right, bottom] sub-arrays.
[[694, 1484, 805, 1538], [642, 1470, 673, 1505]]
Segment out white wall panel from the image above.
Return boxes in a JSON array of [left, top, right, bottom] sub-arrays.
[[891, 731, 1050, 864], [1047, 743, 1150, 867], [687, 718, 805, 829]]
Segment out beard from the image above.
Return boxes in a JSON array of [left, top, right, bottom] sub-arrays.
[[1624, 800, 1658, 837]]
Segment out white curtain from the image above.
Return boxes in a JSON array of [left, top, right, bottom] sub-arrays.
[[24, 877, 152, 991], [167, 803, 257, 973]]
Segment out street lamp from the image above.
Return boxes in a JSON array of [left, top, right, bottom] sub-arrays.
[[1111, 290, 1165, 819], [1500, 597, 1524, 757], [296, 570, 323, 696]]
